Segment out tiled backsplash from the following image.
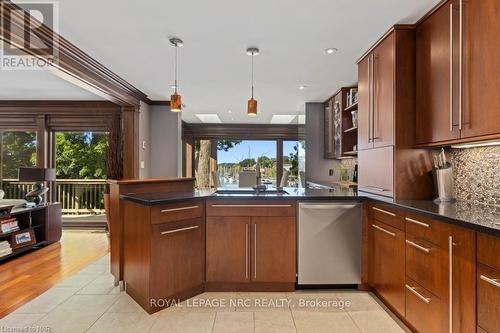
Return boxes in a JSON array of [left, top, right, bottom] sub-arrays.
[[451, 146, 500, 207]]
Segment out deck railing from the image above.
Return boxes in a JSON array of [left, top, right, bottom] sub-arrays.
[[1, 179, 106, 215]]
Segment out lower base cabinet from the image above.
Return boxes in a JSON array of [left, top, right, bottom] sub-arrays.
[[369, 219, 406, 316], [205, 201, 296, 289], [477, 233, 500, 333], [367, 204, 477, 333], [405, 278, 447, 333]]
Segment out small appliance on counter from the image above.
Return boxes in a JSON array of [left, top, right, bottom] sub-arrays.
[[433, 148, 455, 202]]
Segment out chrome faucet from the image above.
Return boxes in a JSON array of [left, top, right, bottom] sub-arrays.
[[253, 161, 267, 193]]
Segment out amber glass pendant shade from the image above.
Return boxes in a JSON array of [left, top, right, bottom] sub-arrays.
[[247, 98, 257, 116], [170, 92, 182, 112]]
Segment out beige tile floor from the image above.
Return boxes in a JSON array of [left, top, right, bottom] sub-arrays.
[[0, 253, 411, 333]]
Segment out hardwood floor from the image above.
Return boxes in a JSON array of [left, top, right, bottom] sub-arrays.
[[0, 230, 109, 318]]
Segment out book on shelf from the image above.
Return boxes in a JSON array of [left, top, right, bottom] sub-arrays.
[[1, 218, 19, 234], [0, 240, 12, 257]]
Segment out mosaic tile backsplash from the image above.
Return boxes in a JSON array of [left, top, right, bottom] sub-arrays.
[[451, 146, 500, 207]]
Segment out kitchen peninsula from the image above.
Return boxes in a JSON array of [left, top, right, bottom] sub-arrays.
[[118, 178, 500, 333]]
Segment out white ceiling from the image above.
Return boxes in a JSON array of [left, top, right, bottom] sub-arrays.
[[0, 66, 103, 100], [5, 0, 440, 122]]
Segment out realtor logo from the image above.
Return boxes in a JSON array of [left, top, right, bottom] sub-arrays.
[[0, 1, 59, 70]]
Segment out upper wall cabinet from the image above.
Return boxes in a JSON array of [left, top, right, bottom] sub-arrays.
[[324, 87, 358, 159], [416, 0, 500, 146], [358, 33, 395, 151]]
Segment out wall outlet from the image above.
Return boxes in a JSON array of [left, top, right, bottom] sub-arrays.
[[140, 161, 145, 169], [329, 169, 334, 176], [142, 140, 147, 149]]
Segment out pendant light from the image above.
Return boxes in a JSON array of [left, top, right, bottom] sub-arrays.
[[169, 37, 183, 112], [246, 47, 259, 116]]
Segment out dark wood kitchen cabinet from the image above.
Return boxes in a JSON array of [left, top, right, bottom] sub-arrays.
[[368, 205, 406, 317], [365, 204, 477, 333], [206, 216, 250, 283], [122, 199, 205, 313], [416, 0, 460, 145], [253, 216, 296, 282], [206, 200, 296, 290], [477, 234, 500, 333], [324, 87, 358, 158], [416, 0, 500, 146], [357, 26, 434, 199]]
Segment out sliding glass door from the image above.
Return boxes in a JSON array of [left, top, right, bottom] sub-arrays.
[[54, 131, 108, 226]]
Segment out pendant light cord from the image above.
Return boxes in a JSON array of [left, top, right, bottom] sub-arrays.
[[251, 52, 254, 99], [174, 45, 178, 93]]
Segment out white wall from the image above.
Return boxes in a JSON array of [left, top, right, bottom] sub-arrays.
[[305, 102, 340, 182], [138, 101, 151, 179], [150, 105, 182, 177]]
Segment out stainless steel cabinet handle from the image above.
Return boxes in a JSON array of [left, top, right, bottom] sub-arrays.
[[449, 3, 454, 132], [245, 223, 249, 280], [449, 236, 453, 333], [364, 186, 388, 192], [161, 225, 199, 235], [406, 284, 431, 304], [254, 223, 257, 279], [372, 206, 396, 216], [211, 204, 292, 208], [372, 54, 377, 142], [372, 224, 396, 237], [161, 205, 199, 213], [458, 0, 463, 130], [368, 54, 373, 143], [480, 275, 500, 289], [406, 239, 431, 253], [405, 217, 430, 228]]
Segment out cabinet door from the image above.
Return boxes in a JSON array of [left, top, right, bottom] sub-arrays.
[[150, 218, 205, 298], [416, 1, 460, 144], [358, 56, 372, 151], [372, 33, 394, 148], [332, 95, 343, 157], [252, 217, 296, 283], [369, 220, 405, 316], [477, 264, 500, 333], [446, 225, 476, 333], [324, 99, 335, 158], [462, 0, 500, 139], [206, 216, 251, 283]]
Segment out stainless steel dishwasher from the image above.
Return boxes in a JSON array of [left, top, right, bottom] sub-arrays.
[[298, 202, 362, 286]]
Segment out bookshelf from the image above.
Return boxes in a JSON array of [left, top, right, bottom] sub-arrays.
[[0, 203, 61, 262]]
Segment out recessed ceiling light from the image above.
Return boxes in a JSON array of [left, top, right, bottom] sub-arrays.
[[270, 115, 297, 124], [195, 114, 222, 123], [228, 110, 232, 114], [298, 85, 307, 90], [325, 47, 338, 55]]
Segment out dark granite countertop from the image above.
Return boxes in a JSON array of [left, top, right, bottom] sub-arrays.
[[120, 187, 500, 237]]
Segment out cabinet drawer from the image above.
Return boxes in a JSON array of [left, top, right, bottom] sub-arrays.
[[477, 264, 500, 333], [371, 204, 404, 231], [405, 278, 446, 333], [151, 201, 203, 224], [405, 235, 446, 298], [206, 201, 295, 217], [478, 233, 500, 271], [404, 212, 443, 245]]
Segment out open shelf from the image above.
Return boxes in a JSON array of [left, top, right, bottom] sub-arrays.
[[0, 225, 41, 239], [0, 240, 49, 262], [344, 126, 358, 133], [344, 102, 358, 112]]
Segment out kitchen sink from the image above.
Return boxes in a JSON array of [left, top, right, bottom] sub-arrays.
[[215, 188, 288, 195]]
